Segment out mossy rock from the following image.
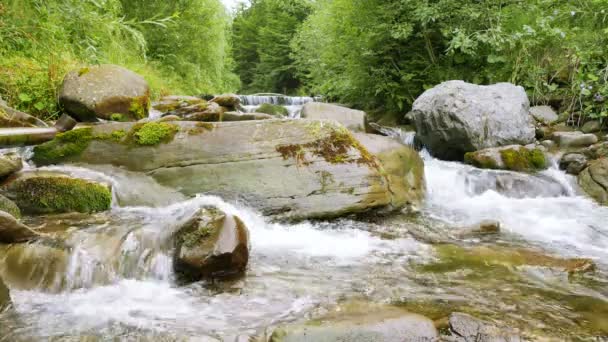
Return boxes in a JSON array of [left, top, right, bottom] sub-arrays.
[[32, 123, 178, 165], [257, 103, 289, 117], [0, 153, 23, 179], [464, 145, 547, 172], [59, 64, 150, 121], [3, 171, 112, 215], [499, 147, 546, 171], [0, 194, 21, 219]]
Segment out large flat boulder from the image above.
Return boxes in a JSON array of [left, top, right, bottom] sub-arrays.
[[31, 120, 424, 220], [411, 81, 535, 160], [302, 102, 367, 132], [59, 64, 150, 122]]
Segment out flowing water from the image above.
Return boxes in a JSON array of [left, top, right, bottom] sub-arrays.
[[1, 128, 608, 340], [239, 94, 319, 118]]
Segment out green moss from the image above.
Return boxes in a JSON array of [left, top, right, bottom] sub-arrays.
[[129, 122, 178, 146], [187, 122, 215, 135], [32, 128, 94, 165], [500, 147, 547, 172], [10, 176, 111, 214], [0, 194, 21, 219], [94, 129, 127, 142], [276, 124, 378, 168], [257, 103, 289, 117], [109, 113, 126, 122], [78, 67, 90, 76], [464, 152, 499, 169], [128, 95, 150, 120]]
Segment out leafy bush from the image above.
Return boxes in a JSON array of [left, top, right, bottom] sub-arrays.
[[0, 0, 237, 120], [290, 0, 608, 123]]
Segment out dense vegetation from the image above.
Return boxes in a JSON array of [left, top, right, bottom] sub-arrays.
[[232, 0, 607, 123], [232, 0, 312, 95], [1, 0, 607, 124], [0, 0, 237, 120]]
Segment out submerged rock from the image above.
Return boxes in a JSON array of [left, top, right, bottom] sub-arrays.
[[59, 64, 150, 121], [578, 159, 608, 205], [426, 244, 596, 275], [448, 312, 522, 342], [453, 220, 501, 238], [411, 81, 535, 160], [0, 153, 22, 179], [31, 120, 424, 220], [559, 153, 588, 175], [256, 103, 289, 117], [174, 207, 249, 281], [3, 171, 112, 214], [552, 131, 598, 148], [465, 169, 569, 199], [0, 210, 40, 243], [302, 102, 367, 132], [269, 301, 438, 342], [464, 145, 547, 172]]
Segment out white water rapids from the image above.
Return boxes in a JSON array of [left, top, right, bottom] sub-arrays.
[[1, 123, 607, 339]]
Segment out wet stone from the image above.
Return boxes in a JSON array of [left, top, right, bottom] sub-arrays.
[[448, 312, 522, 342]]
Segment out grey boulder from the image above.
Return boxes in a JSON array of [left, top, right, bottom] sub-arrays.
[[411, 81, 535, 160], [552, 131, 598, 148], [59, 64, 150, 121], [559, 153, 588, 175], [530, 105, 558, 124]]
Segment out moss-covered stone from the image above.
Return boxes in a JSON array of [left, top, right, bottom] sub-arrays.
[[4, 173, 112, 214], [129, 122, 179, 146], [464, 152, 499, 169], [109, 113, 126, 122], [257, 103, 289, 117], [500, 147, 546, 172], [32, 128, 94, 166], [128, 95, 151, 120], [0, 194, 21, 219]]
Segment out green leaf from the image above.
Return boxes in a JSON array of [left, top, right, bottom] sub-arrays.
[[34, 102, 46, 111], [18, 93, 32, 102]]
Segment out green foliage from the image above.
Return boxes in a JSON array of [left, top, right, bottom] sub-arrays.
[[232, 0, 312, 94], [290, 0, 608, 120], [10, 176, 112, 214], [0, 0, 237, 120]]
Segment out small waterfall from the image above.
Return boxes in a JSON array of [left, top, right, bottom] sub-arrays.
[[239, 94, 320, 106], [239, 94, 321, 118]]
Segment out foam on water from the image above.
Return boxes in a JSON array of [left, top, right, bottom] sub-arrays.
[[423, 154, 608, 261]]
